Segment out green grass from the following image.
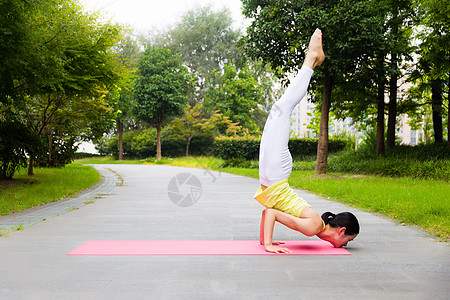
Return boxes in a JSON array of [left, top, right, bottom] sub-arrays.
[[0, 164, 100, 216], [221, 167, 449, 240]]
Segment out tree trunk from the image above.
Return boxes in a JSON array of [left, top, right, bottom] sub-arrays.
[[376, 51, 386, 156], [28, 155, 34, 176], [423, 118, 428, 145], [315, 72, 333, 175], [48, 130, 53, 167], [118, 120, 124, 161], [376, 80, 386, 155], [387, 53, 397, 148], [185, 137, 191, 157], [431, 79, 443, 143], [156, 123, 162, 159]]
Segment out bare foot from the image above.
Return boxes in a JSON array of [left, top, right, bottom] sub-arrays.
[[303, 28, 325, 70]]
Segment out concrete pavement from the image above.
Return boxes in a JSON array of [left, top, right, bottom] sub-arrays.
[[0, 164, 449, 299]]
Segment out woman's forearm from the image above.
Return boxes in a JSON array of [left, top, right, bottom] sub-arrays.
[[263, 209, 276, 246], [260, 210, 265, 245]]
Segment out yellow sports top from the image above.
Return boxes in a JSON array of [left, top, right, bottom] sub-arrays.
[[254, 179, 311, 218]]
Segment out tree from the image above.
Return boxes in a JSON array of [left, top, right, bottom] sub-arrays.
[[375, 0, 414, 149], [0, 0, 33, 105], [109, 34, 141, 160], [12, 0, 127, 174], [156, 5, 243, 104], [133, 47, 192, 159], [414, 0, 450, 147], [242, 0, 385, 174], [39, 95, 114, 167], [166, 103, 241, 157], [203, 63, 265, 133]]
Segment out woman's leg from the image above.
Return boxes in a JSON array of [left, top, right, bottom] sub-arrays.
[[258, 66, 314, 187], [259, 29, 324, 187]]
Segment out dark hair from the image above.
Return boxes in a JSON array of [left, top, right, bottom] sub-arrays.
[[321, 212, 360, 235]]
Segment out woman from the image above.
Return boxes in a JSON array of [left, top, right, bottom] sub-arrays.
[[255, 29, 359, 254]]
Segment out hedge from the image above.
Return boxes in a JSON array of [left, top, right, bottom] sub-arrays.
[[96, 128, 215, 159], [214, 137, 347, 160]]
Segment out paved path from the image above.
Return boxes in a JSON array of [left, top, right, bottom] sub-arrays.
[[0, 164, 448, 299]]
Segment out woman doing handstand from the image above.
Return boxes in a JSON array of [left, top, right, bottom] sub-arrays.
[[255, 29, 360, 254]]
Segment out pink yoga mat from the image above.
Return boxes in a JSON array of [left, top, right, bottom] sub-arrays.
[[67, 240, 350, 256]]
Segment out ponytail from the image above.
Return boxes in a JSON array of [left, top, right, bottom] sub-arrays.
[[321, 211, 360, 235]]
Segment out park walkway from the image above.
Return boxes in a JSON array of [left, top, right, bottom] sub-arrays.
[[0, 164, 449, 299]]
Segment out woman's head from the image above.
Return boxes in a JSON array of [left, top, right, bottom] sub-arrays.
[[320, 212, 360, 247]]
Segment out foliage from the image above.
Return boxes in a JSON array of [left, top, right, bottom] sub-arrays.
[[214, 137, 347, 160], [241, 0, 386, 77], [96, 127, 215, 159], [34, 94, 114, 168], [108, 33, 141, 160], [414, 0, 450, 80], [0, 119, 42, 179], [96, 128, 156, 158], [327, 143, 450, 180], [204, 63, 266, 133], [411, 0, 450, 144], [0, 0, 31, 105], [23, 1, 125, 98], [156, 5, 243, 104], [241, 0, 387, 174], [166, 103, 241, 156], [2, 0, 129, 174], [133, 46, 192, 159]]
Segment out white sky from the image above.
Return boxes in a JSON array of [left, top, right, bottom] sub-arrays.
[[79, 0, 248, 31]]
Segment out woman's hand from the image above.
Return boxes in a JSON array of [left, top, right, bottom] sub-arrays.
[[272, 241, 285, 246], [264, 244, 292, 254], [260, 241, 285, 246]]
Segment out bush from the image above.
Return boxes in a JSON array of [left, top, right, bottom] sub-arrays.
[[385, 143, 450, 161], [73, 152, 102, 159], [96, 128, 215, 159], [327, 143, 450, 181], [214, 136, 260, 160], [214, 136, 347, 160]]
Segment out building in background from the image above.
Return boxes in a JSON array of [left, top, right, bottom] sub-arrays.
[[397, 115, 423, 145]]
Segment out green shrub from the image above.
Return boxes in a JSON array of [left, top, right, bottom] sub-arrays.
[[214, 137, 260, 160], [385, 143, 450, 161], [73, 152, 102, 159], [327, 144, 450, 181], [95, 128, 215, 159], [214, 136, 347, 160]]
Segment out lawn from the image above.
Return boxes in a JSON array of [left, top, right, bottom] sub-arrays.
[[0, 164, 100, 217]]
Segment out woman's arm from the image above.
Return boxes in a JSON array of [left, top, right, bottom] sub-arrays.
[[261, 208, 323, 253], [260, 209, 291, 254]]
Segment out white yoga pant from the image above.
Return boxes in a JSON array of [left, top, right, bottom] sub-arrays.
[[259, 66, 314, 187]]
